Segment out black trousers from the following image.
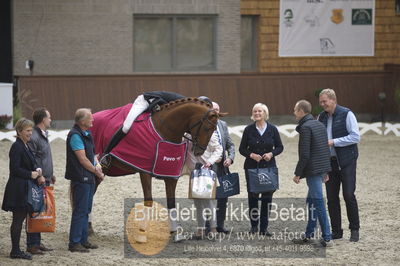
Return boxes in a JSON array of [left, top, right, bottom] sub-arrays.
[[11, 211, 27, 253], [216, 198, 228, 229], [326, 158, 360, 232]]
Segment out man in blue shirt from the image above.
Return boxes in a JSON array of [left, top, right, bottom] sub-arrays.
[[318, 89, 361, 242], [65, 108, 105, 252]]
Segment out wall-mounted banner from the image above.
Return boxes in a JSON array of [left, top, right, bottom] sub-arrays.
[[279, 0, 375, 57]]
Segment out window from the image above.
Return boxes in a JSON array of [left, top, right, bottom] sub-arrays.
[[397, 0, 400, 15], [241, 15, 258, 71], [134, 15, 216, 72]]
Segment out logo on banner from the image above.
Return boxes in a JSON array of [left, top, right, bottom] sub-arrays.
[[352, 9, 372, 25], [331, 9, 344, 24], [304, 11, 319, 27], [320, 38, 335, 54], [283, 9, 294, 27]]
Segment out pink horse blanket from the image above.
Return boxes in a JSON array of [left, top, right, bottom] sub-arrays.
[[91, 104, 187, 178]]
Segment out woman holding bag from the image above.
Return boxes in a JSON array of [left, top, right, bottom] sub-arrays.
[[185, 128, 222, 239], [239, 103, 284, 236], [2, 118, 46, 260]]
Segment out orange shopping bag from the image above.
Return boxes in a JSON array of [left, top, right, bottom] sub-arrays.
[[27, 186, 56, 233]]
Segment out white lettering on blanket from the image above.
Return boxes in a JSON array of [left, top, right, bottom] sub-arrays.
[[163, 156, 182, 162]]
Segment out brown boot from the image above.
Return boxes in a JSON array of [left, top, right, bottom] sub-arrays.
[[68, 244, 90, 253], [82, 241, 98, 249], [26, 246, 44, 255], [88, 222, 95, 236], [39, 244, 54, 251]]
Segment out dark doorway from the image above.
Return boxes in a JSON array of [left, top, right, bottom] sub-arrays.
[[0, 0, 12, 83]]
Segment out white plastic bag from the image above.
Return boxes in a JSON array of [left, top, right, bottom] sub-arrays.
[[189, 168, 217, 199]]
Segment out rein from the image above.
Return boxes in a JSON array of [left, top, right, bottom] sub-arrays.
[[154, 107, 217, 152], [183, 109, 217, 152]]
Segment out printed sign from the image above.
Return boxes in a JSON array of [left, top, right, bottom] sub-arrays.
[[279, 0, 375, 56]]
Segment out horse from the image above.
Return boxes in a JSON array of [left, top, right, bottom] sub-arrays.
[[91, 97, 221, 242]]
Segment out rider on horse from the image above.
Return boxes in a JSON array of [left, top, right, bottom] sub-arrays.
[[103, 91, 211, 157]]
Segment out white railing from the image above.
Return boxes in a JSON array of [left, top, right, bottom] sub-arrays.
[[0, 123, 399, 142]]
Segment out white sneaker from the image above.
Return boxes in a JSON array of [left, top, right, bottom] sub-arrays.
[[320, 239, 334, 247], [292, 237, 319, 245]]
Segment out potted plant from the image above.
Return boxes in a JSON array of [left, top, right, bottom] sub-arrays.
[[0, 114, 12, 130]]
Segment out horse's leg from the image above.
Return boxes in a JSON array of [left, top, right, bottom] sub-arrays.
[[164, 178, 177, 210], [135, 172, 153, 243], [140, 172, 153, 206], [165, 178, 185, 242]]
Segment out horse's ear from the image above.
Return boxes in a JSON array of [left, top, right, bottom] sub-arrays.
[[218, 112, 228, 118]]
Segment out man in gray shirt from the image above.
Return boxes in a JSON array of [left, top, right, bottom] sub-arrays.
[[27, 108, 55, 254]]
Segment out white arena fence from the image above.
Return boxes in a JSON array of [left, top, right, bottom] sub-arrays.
[[1, 123, 399, 142]]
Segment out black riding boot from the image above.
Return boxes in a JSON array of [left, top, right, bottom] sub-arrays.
[[103, 127, 127, 154]]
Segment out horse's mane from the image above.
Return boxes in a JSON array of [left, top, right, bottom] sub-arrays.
[[156, 97, 212, 112]]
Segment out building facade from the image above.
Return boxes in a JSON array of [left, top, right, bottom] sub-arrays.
[[9, 0, 400, 121]]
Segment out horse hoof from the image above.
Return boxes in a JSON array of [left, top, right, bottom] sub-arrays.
[[135, 231, 147, 243], [172, 233, 185, 243]]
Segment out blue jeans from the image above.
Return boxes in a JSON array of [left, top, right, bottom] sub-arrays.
[[305, 175, 331, 241], [27, 232, 41, 248], [69, 181, 95, 246]]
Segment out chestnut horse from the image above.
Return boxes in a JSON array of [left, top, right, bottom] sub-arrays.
[[92, 98, 220, 242]]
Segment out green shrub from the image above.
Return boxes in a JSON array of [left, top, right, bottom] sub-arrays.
[[395, 86, 400, 113], [13, 105, 22, 126], [311, 88, 324, 116]]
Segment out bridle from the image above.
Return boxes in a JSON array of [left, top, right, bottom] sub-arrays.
[[183, 109, 218, 152]]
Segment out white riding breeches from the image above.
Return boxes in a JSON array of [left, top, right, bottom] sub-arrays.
[[122, 95, 149, 133]]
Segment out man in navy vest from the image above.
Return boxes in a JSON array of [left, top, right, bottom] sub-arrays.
[[318, 89, 360, 242], [65, 108, 105, 252]]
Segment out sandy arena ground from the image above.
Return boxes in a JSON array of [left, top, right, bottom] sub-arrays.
[[0, 132, 399, 265]]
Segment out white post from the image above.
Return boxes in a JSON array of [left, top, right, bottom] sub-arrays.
[[0, 83, 13, 129]]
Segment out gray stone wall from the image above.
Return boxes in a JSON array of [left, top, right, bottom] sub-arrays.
[[13, 0, 240, 75]]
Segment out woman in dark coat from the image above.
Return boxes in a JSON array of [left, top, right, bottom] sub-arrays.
[[2, 118, 45, 260], [239, 103, 284, 236]]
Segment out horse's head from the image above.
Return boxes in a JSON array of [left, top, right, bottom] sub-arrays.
[[152, 97, 225, 156], [188, 104, 224, 156]]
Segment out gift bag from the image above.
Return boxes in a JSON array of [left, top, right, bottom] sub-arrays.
[[27, 180, 45, 213], [189, 168, 218, 199], [248, 166, 279, 193], [216, 171, 240, 199], [27, 186, 56, 233]]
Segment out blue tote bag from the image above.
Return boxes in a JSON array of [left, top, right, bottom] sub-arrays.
[[27, 180, 45, 214], [216, 170, 240, 199], [248, 166, 279, 193]]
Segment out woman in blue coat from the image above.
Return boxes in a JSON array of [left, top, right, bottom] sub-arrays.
[[239, 103, 284, 236], [2, 118, 45, 260]]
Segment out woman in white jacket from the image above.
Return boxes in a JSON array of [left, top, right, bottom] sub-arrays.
[[185, 130, 223, 239]]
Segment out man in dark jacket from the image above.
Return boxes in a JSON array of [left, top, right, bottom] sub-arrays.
[[318, 88, 360, 242], [212, 101, 235, 234], [26, 108, 55, 254], [292, 100, 333, 247]]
